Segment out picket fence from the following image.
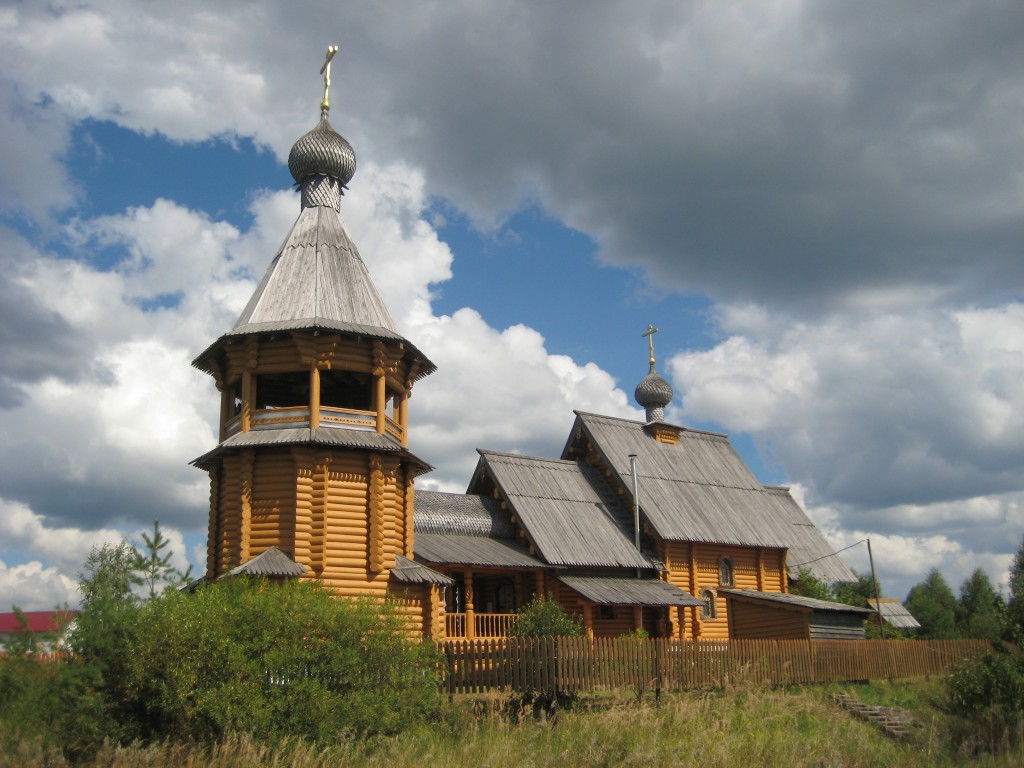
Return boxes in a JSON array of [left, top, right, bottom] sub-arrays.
[[440, 637, 991, 695]]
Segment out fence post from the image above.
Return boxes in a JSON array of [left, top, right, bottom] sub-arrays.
[[445, 642, 455, 702], [654, 638, 662, 705]]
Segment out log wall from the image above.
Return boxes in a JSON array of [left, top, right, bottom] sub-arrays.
[[663, 542, 787, 640]]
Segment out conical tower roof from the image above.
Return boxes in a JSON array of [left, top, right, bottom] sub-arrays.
[[194, 103, 433, 378]]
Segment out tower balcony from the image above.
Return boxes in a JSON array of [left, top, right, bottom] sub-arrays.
[[224, 405, 404, 443]]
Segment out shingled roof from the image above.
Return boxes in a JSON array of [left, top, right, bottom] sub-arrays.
[[565, 412, 856, 584], [469, 451, 656, 571], [414, 491, 553, 569], [192, 179, 434, 378]]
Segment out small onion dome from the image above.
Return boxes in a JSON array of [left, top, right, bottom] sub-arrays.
[[635, 365, 673, 421], [287, 114, 356, 187]]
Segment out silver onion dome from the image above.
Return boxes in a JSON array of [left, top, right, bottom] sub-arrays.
[[635, 365, 673, 422], [287, 114, 356, 210]]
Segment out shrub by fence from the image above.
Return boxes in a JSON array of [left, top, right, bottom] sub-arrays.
[[441, 637, 991, 695]]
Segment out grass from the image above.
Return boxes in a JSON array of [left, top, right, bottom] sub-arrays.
[[3, 681, 1023, 767]]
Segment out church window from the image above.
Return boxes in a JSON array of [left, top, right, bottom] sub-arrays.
[[701, 589, 717, 620], [718, 557, 734, 587]]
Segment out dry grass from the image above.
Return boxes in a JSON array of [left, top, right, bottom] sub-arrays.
[[4, 682, 1024, 768]]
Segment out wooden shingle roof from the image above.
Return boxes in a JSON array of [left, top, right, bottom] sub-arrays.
[[868, 598, 922, 629], [193, 201, 434, 378], [557, 575, 702, 607], [390, 555, 454, 585], [567, 412, 855, 583], [414, 490, 554, 569], [472, 451, 655, 571], [721, 589, 874, 615]]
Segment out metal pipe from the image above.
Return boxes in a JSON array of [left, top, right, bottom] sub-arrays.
[[866, 538, 885, 640], [629, 454, 641, 578]]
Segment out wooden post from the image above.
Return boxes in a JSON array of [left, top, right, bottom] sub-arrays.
[[309, 365, 321, 428], [241, 370, 253, 432], [465, 570, 475, 640], [581, 603, 594, 639], [534, 571, 544, 598], [398, 392, 408, 446], [219, 386, 230, 441], [633, 605, 643, 632], [374, 373, 386, 434]]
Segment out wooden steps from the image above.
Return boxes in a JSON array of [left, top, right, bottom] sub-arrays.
[[832, 691, 914, 740]]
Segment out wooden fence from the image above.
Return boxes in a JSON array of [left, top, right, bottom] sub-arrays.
[[440, 637, 991, 695]]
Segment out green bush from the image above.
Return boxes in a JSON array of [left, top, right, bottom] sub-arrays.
[[508, 593, 585, 638], [119, 577, 441, 744], [943, 643, 1024, 753]]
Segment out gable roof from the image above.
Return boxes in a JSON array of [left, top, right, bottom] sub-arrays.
[[414, 490, 556, 569], [762, 486, 857, 583], [566, 412, 855, 583], [469, 451, 655, 571]]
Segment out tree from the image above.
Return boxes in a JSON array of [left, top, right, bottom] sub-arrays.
[[956, 568, 1005, 641], [508, 593, 585, 638], [790, 567, 836, 602], [1007, 536, 1024, 637], [133, 520, 192, 599], [833, 571, 877, 609], [905, 569, 959, 639]]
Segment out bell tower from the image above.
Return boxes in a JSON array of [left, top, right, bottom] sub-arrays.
[[192, 48, 436, 607]]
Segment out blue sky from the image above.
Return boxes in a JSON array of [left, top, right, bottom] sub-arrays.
[[1, 1, 1023, 609]]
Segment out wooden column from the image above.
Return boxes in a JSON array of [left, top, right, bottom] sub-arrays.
[[780, 550, 788, 594], [676, 606, 685, 640], [309, 365, 321, 428], [375, 374, 386, 434], [219, 386, 230, 441], [534, 570, 545, 599], [756, 548, 765, 591], [241, 371, 253, 432], [398, 392, 408, 446], [633, 605, 643, 632], [465, 570, 475, 640], [581, 603, 594, 639]]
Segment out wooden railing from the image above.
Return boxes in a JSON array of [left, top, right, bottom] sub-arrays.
[[445, 613, 518, 639], [224, 407, 400, 438], [440, 637, 992, 695]]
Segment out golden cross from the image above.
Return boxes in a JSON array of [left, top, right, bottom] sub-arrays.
[[320, 45, 339, 113], [642, 324, 659, 366]]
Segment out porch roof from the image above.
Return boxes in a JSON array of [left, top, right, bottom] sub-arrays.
[[390, 554, 454, 585], [414, 532, 554, 569], [557, 575, 703, 607]]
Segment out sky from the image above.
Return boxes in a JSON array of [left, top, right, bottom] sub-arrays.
[[1, 0, 1023, 610]]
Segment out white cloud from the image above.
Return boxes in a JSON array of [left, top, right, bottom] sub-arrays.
[[0, 559, 79, 612]]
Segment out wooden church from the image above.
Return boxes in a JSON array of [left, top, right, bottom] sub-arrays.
[[192, 52, 865, 642]]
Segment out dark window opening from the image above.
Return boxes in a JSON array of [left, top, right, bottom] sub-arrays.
[[599, 606, 615, 621], [255, 371, 309, 409], [320, 369, 372, 411]]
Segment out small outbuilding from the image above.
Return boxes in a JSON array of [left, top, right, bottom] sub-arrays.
[[722, 590, 874, 640]]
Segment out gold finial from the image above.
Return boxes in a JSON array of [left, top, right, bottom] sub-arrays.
[[642, 324, 659, 367], [320, 45, 339, 113]]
